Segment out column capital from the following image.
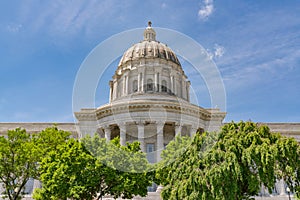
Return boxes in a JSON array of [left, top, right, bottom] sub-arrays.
[[118, 122, 126, 127], [156, 121, 165, 127], [190, 126, 198, 137], [175, 123, 182, 136], [156, 122, 165, 133], [170, 71, 176, 77], [136, 120, 146, 126], [102, 124, 110, 129], [119, 123, 126, 146], [174, 122, 182, 127], [103, 126, 111, 142]]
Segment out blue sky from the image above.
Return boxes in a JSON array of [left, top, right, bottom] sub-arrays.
[[0, 0, 299, 123]]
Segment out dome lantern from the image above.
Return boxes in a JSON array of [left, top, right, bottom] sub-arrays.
[[118, 23, 181, 67], [143, 21, 156, 41]]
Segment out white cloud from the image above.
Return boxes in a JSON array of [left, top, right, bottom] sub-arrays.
[[198, 0, 214, 20], [214, 44, 225, 58], [161, 3, 167, 9], [16, 0, 119, 39], [206, 44, 226, 60], [6, 23, 22, 33], [219, 46, 300, 92]]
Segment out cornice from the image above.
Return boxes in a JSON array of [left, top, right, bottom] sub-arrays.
[[92, 100, 226, 121]]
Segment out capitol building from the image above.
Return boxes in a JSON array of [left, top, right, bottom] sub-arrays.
[[0, 22, 299, 199], [74, 21, 226, 163]]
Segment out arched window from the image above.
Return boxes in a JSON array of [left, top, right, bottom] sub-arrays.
[[161, 80, 167, 92], [147, 79, 153, 92], [133, 80, 138, 92]]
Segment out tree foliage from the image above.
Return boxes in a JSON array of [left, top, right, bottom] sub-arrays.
[[155, 135, 192, 186], [33, 139, 100, 200], [82, 135, 153, 199], [34, 135, 153, 200], [0, 128, 39, 200], [158, 121, 300, 200], [33, 126, 71, 157], [99, 137, 153, 199], [0, 126, 71, 200]]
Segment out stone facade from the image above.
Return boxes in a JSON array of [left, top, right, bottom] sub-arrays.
[[0, 122, 78, 137]]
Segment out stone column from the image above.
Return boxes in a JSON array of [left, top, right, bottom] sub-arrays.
[[122, 75, 128, 95], [137, 122, 145, 152], [122, 76, 126, 96], [24, 178, 34, 194], [109, 81, 113, 103], [170, 76, 174, 94], [154, 72, 159, 92], [179, 77, 182, 98], [0, 182, 5, 195], [157, 72, 160, 92], [186, 81, 190, 102], [190, 126, 197, 137], [168, 75, 171, 93], [277, 179, 287, 195], [104, 126, 111, 142], [119, 123, 126, 146], [259, 184, 270, 196], [138, 73, 141, 92], [182, 79, 186, 100], [156, 122, 164, 162], [125, 74, 129, 95], [154, 73, 157, 92], [174, 76, 177, 95], [175, 123, 182, 136], [113, 79, 118, 99], [142, 68, 146, 92], [33, 179, 42, 192]]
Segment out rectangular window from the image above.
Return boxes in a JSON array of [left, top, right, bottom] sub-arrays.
[[146, 143, 155, 153], [146, 143, 155, 163]]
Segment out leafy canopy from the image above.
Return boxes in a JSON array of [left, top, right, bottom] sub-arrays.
[[35, 135, 153, 200], [33, 139, 100, 200], [158, 121, 300, 200], [0, 128, 39, 200]]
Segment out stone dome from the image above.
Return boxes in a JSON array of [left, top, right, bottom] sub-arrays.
[[118, 23, 181, 67], [109, 22, 190, 104]]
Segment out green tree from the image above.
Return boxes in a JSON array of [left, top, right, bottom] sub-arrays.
[[0, 128, 39, 200], [159, 121, 300, 200], [33, 126, 71, 158], [33, 139, 100, 200], [35, 135, 152, 200], [82, 136, 153, 199], [276, 131, 300, 198], [155, 135, 192, 186]]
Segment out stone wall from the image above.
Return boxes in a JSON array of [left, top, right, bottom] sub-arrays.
[[1, 122, 298, 139], [0, 122, 78, 137], [263, 122, 300, 142]]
